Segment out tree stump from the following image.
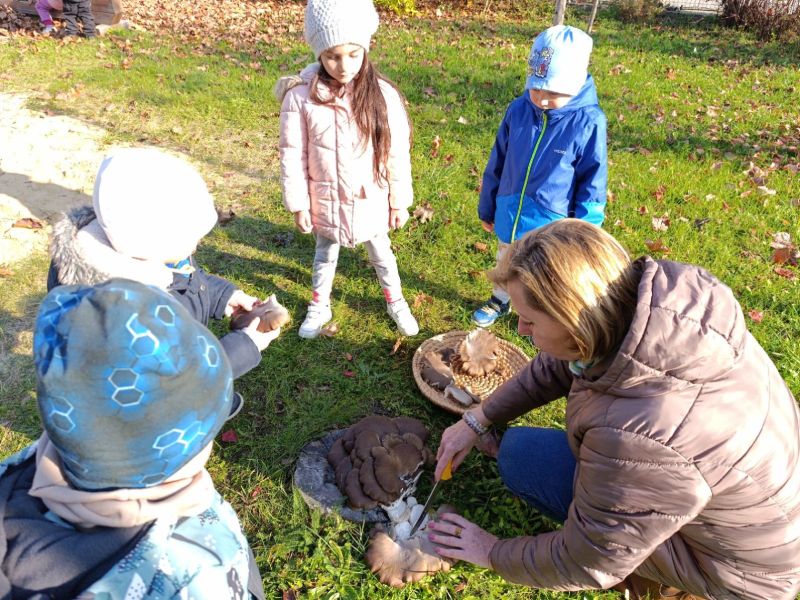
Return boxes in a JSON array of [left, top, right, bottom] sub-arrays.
[[10, 0, 122, 26]]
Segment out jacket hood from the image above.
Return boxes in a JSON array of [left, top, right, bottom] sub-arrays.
[[273, 63, 320, 104], [588, 257, 747, 397], [527, 74, 600, 118], [50, 206, 174, 289]]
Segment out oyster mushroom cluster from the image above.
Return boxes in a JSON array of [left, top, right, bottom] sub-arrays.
[[230, 294, 290, 332], [366, 503, 456, 587], [327, 416, 434, 510], [421, 329, 505, 407]]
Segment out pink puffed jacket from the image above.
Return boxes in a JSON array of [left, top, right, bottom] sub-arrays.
[[277, 64, 413, 248]]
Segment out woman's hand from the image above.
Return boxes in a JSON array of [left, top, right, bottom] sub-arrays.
[[427, 512, 498, 569], [389, 208, 409, 230], [224, 289, 258, 318], [435, 419, 479, 481], [294, 210, 313, 234], [480, 220, 494, 233]]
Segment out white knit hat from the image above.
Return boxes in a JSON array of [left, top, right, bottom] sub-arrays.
[[304, 0, 379, 58], [92, 148, 218, 262]]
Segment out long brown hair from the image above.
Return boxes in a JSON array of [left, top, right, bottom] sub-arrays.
[[310, 54, 411, 185]]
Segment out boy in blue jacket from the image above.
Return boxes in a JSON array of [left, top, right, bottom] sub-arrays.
[[473, 25, 608, 327]]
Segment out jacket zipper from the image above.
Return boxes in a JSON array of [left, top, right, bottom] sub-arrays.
[[510, 112, 548, 242]]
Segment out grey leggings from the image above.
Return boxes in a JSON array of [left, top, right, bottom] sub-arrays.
[[311, 233, 404, 305]]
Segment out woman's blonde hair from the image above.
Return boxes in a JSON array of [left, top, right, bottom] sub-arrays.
[[490, 219, 642, 362]]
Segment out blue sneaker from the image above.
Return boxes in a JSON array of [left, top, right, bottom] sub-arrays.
[[472, 296, 510, 327]]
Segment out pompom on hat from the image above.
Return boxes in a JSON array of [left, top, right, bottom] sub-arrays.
[[304, 0, 379, 58], [33, 279, 233, 491], [92, 148, 218, 262], [525, 25, 594, 97]]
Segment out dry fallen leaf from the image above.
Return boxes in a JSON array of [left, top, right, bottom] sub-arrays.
[[412, 292, 433, 308], [0, 267, 14, 277], [637, 205, 649, 215], [412, 203, 434, 224], [772, 247, 798, 266], [644, 239, 671, 254], [220, 429, 238, 443], [430, 135, 441, 159], [12, 217, 43, 230], [747, 309, 764, 323], [342, 369, 355, 378], [319, 322, 340, 337], [774, 267, 796, 280], [770, 232, 793, 249], [653, 185, 666, 202], [474, 241, 488, 252], [216, 207, 236, 226], [651, 216, 670, 232], [389, 337, 402, 355]]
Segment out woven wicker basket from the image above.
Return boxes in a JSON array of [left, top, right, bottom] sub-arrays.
[[412, 330, 530, 415]]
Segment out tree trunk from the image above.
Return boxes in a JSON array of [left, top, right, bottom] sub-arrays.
[[587, 0, 600, 32], [553, 0, 567, 24]]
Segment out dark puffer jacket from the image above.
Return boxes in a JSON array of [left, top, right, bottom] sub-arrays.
[[483, 257, 800, 600], [47, 207, 261, 379]]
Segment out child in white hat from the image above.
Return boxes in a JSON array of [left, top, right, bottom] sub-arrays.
[[275, 0, 419, 339], [473, 25, 608, 328], [48, 148, 282, 413]]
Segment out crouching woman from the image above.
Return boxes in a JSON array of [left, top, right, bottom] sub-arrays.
[[430, 219, 800, 600]]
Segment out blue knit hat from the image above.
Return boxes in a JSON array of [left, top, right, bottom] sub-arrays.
[[525, 25, 593, 97], [34, 279, 233, 491]]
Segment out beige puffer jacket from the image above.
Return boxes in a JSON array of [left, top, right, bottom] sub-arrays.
[[483, 258, 800, 600], [277, 64, 413, 248]]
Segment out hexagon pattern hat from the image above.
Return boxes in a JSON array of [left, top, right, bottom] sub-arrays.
[[34, 279, 233, 491]]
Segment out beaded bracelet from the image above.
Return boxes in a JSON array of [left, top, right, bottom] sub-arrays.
[[463, 411, 490, 436]]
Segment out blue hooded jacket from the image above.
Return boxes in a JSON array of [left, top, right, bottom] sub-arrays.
[[478, 74, 607, 244]]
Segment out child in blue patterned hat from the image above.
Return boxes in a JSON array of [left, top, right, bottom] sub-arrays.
[[0, 279, 265, 599], [472, 25, 608, 327]]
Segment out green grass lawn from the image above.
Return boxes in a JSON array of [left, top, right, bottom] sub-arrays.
[[1, 6, 799, 599]]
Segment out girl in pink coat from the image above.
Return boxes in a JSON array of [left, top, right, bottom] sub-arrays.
[[277, 0, 419, 339]]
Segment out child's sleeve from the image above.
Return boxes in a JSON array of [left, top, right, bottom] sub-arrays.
[[570, 115, 608, 226], [384, 84, 413, 211], [478, 108, 511, 224], [279, 89, 311, 214]]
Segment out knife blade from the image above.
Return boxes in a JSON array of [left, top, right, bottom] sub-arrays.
[[408, 458, 452, 537]]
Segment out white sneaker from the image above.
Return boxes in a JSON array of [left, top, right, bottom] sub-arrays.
[[43, 24, 55, 34], [387, 299, 419, 336], [298, 304, 332, 339]]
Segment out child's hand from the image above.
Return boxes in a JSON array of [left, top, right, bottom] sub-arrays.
[[389, 208, 409, 230], [243, 322, 282, 352], [225, 289, 259, 318], [480, 220, 494, 233], [294, 210, 313, 234]]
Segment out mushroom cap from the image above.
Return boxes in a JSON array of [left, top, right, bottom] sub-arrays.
[[344, 467, 378, 509], [326, 437, 348, 469], [457, 329, 500, 377], [393, 417, 429, 444], [359, 457, 396, 505], [371, 446, 404, 496], [229, 294, 290, 332], [365, 525, 453, 587]]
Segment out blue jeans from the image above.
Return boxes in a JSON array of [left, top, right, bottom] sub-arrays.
[[497, 427, 577, 522]]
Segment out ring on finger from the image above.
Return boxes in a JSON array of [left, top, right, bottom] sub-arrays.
[[454, 526, 463, 537]]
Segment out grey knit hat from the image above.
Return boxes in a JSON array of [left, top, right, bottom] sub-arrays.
[[304, 0, 379, 58]]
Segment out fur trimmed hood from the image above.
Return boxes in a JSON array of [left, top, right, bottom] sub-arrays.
[[50, 207, 174, 290]]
